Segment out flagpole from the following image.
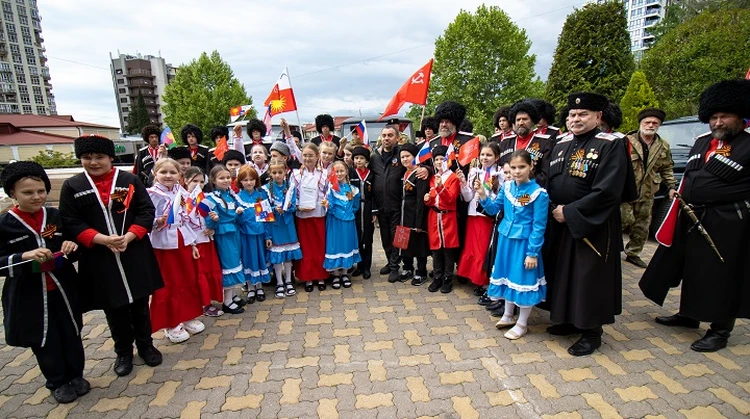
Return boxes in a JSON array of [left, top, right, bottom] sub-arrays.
[[419, 103, 427, 129], [284, 66, 306, 143]]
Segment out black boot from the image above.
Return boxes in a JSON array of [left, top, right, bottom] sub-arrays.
[[567, 327, 602, 356], [428, 277, 443, 293], [547, 323, 582, 336], [655, 313, 699, 328], [690, 319, 734, 352], [113, 353, 134, 377], [440, 276, 453, 293]]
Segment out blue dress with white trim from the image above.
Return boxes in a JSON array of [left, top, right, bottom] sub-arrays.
[[204, 188, 245, 288], [479, 179, 548, 307], [237, 189, 272, 285], [262, 181, 303, 265], [323, 183, 362, 270]]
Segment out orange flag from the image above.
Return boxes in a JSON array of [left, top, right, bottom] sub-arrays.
[[117, 184, 135, 214], [378, 59, 433, 121], [264, 67, 298, 117], [213, 136, 229, 161], [458, 136, 481, 166]]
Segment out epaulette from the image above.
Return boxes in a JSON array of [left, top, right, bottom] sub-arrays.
[[547, 125, 559, 131], [503, 134, 517, 141], [138, 145, 149, 152], [489, 133, 501, 142], [534, 133, 551, 140], [612, 132, 626, 139], [694, 131, 712, 140], [556, 133, 573, 143], [595, 132, 617, 141], [458, 131, 474, 136]]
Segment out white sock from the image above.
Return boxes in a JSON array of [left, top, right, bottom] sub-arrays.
[[274, 264, 284, 286], [501, 301, 516, 322], [516, 307, 532, 327], [223, 289, 234, 306], [284, 262, 293, 284]]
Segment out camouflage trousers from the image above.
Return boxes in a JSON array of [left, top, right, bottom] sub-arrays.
[[621, 198, 654, 257]]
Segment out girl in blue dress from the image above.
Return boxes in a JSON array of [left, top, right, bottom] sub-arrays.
[[476, 149, 548, 340], [321, 161, 361, 289], [236, 165, 271, 304], [263, 158, 303, 299], [204, 165, 246, 314]]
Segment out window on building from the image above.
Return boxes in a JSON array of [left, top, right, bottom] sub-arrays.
[[12, 53, 21, 64], [26, 56, 35, 65], [20, 93, 29, 103], [3, 11, 12, 20], [5, 23, 15, 33], [22, 105, 31, 113], [18, 16, 27, 25], [16, 0, 24, 4], [118, 88, 126, 93], [7, 33, 16, 43], [20, 26, 29, 37], [15, 73, 24, 83], [18, 85, 27, 94], [1, 2, 12, 13], [24, 46, 33, 55], [21, 35, 32, 44], [10, 44, 19, 53], [28, 66, 36, 75], [36, 106, 46, 114], [122, 107, 129, 112], [0, 73, 11, 82], [33, 94, 42, 103], [32, 86, 40, 95], [120, 97, 128, 103], [115, 69, 123, 75], [117, 78, 124, 84], [30, 75, 38, 84]]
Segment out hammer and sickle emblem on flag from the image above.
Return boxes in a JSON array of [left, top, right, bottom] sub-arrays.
[[411, 71, 425, 85]]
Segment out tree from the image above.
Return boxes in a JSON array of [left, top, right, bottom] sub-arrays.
[[619, 71, 659, 133], [650, 0, 750, 42], [545, 2, 634, 111], [125, 93, 151, 135], [162, 51, 254, 143], [640, 8, 750, 118], [413, 5, 543, 136]]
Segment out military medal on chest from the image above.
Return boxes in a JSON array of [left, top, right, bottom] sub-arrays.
[[41, 224, 57, 239], [517, 194, 531, 206], [569, 149, 586, 177], [527, 142, 542, 162], [715, 144, 731, 157]]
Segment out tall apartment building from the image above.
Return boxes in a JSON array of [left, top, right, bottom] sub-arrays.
[[589, 0, 673, 59], [110, 52, 177, 132], [0, 0, 56, 115]]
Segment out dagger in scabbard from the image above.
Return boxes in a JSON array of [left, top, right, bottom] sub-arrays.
[[674, 192, 724, 263]]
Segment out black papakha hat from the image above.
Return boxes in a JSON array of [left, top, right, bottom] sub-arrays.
[[698, 80, 750, 123], [493, 106, 511, 129], [509, 100, 541, 125], [180, 124, 203, 144], [567, 92, 608, 112], [421, 116, 438, 133], [75, 135, 116, 159], [315, 114, 335, 132], [246, 118, 266, 137], [168, 146, 192, 161], [351, 146, 370, 161], [210, 126, 229, 141], [141, 124, 161, 144], [221, 150, 246, 165], [434, 101, 466, 127], [602, 102, 623, 130], [637, 107, 666, 123], [431, 145, 449, 158], [1, 161, 51, 195]]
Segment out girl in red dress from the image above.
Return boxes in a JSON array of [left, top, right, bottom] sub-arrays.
[[147, 159, 205, 343]]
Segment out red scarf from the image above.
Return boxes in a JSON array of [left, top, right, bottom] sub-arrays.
[[705, 138, 722, 163], [516, 133, 534, 151], [356, 167, 369, 180], [90, 168, 116, 206], [442, 132, 456, 147], [10, 207, 57, 290]]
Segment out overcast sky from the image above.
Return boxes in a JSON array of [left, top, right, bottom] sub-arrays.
[[41, 0, 586, 129]]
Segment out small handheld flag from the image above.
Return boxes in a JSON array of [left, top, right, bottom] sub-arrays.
[[165, 190, 182, 225], [213, 136, 229, 161], [197, 193, 215, 217], [254, 200, 276, 222], [458, 136, 480, 166], [414, 141, 432, 166], [483, 167, 492, 190], [354, 120, 369, 145], [118, 184, 135, 214], [328, 170, 340, 193], [160, 126, 176, 149], [32, 251, 65, 273]]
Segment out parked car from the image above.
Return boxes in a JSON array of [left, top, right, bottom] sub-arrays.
[[648, 116, 709, 236]]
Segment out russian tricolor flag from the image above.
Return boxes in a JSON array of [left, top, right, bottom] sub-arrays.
[[165, 190, 182, 225], [414, 141, 432, 165], [355, 120, 368, 145]]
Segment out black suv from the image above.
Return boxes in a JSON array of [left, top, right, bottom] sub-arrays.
[[648, 116, 709, 235]]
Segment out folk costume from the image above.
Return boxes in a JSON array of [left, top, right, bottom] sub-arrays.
[[60, 136, 163, 372], [424, 152, 461, 293], [457, 165, 502, 287], [263, 178, 302, 297], [480, 180, 548, 307], [134, 124, 162, 187], [310, 114, 342, 148], [0, 162, 85, 400], [237, 188, 272, 286], [322, 182, 361, 272], [400, 143, 430, 280], [543, 93, 633, 356], [146, 183, 203, 334], [349, 147, 377, 277], [640, 80, 750, 352], [290, 165, 329, 283], [185, 197, 224, 311], [180, 124, 211, 173], [203, 188, 245, 288], [529, 98, 560, 142], [497, 100, 553, 188]]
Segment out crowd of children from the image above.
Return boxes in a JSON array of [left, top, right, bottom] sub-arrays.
[[0, 121, 553, 404]]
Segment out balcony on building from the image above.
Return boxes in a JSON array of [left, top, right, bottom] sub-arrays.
[[644, 5, 661, 17], [41, 67, 50, 79], [0, 82, 14, 93], [126, 69, 154, 78], [128, 88, 157, 98], [0, 44, 6, 56], [644, 16, 660, 27], [0, 63, 12, 73]]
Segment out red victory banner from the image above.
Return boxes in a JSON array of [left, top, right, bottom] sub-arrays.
[[379, 59, 433, 120]]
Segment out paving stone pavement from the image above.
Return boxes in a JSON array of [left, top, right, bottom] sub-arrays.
[[1, 235, 749, 418]]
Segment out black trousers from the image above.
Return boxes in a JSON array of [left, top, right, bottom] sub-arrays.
[[31, 291, 85, 390], [104, 296, 154, 356], [377, 210, 401, 270], [402, 256, 428, 276], [710, 318, 736, 333], [356, 216, 375, 271], [432, 248, 458, 281]]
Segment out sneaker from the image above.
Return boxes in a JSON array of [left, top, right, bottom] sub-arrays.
[[399, 270, 414, 281], [182, 319, 206, 335], [164, 325, 190, 343], [411, 275, 428, 286]]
